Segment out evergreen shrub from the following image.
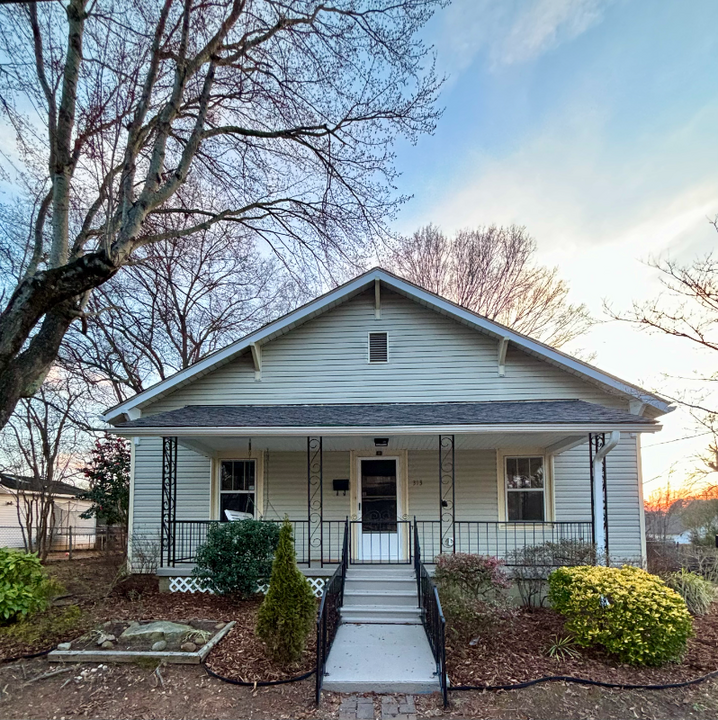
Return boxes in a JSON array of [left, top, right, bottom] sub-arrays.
[[193, 520, 279, 598], [256, 519, 316, 663], [548, 565, 692, 665], [0, 549, 59, 623]]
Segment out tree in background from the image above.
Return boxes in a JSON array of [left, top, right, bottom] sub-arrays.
[[608, 217, 718, 486], [0, 0, 443, 431], [78, 435, 131, 536], [388, 225, 593, 348], [0, 371, 86, 560], [256, 519, 316, 663], [63, 221, 305, 405]]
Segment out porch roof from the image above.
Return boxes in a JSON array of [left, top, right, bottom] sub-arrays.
[[113, 399, 657, 436]]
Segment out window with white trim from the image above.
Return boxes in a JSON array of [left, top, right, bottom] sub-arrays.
[[220, 460, 256, 521], [504, 456, 545, 521]]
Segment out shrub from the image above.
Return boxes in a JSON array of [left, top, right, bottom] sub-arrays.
[[510, 540, 599, 607], [434, 553, 511, 635], [256, 519, 316, 663], [548, 565, 693, 666], [193, 520, 280, 598], [664, 569, 715, 615], [0, 549, 60, 623]]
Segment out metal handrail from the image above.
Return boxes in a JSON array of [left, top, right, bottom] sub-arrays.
[[414, 517, 448, 707], [315, 518, 349, 704]]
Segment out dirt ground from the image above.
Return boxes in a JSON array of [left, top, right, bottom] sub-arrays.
[[1, 556, 718, 719]]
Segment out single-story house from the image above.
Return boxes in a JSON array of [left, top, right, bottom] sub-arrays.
[[0, 474, 97, 551], [102, 268, 671, 592]]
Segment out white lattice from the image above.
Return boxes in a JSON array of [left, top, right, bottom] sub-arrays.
[[168, 576, 213, 593], [168, 576, 326, 596]]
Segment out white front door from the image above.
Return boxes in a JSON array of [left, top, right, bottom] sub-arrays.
[[356, 457, 404, 562]]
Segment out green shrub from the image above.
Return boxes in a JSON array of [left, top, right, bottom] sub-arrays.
[[434, 553, 511, 635], [548, 565, 693, 666], [193, 520, 280, 598], [0, 549, 60, 623], [256, 519, 316, 663], [510, 540, 599, 607], [664, 569, 716, 615]]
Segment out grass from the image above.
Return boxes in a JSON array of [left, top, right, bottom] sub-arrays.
[[0, 605, 83, 648]]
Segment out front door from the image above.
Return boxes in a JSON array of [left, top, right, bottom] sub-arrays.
[[357, 458, 403, 562]]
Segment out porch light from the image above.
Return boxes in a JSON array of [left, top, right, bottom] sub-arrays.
[[374, 438, 389, 447]]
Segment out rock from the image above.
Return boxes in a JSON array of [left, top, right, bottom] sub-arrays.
[[101, 640, 115, 650], [180, 641, 197, 653], [151, 640, 167, 652], [96, 633, 116, 646], [214, 622, 226, 630], [120, 621, 194, 645], [56, 642, 72, 651]]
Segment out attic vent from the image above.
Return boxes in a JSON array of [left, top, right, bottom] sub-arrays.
[[368, 332, 388, 363]]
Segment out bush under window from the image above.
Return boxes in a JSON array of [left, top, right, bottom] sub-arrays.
[[0, 549, 60, 623], [548, 565, 692, 666], [434, 553, 511, 635], [193, 520, 280, 598]]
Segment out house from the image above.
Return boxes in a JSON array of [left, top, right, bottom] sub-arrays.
[[0, 473, 97, 551], [102, 267, 671, 593]]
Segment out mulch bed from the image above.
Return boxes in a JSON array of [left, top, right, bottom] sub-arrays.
[[446, 603, 718, 687]]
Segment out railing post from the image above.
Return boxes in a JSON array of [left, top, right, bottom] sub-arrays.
[[161, 436, 178, 567]]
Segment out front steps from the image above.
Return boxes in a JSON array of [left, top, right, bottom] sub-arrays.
[[322, 565, 440, 694], [341, 566, 421, 625]]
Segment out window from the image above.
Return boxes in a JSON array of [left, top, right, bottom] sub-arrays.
[[368, 332, 388, 363], [505, 456, 545, 521], [219, 460, 256, 521]]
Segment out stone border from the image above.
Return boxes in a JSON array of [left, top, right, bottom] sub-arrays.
[[47, 620, 235, 665]]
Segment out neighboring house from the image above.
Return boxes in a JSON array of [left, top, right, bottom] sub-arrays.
[[0, 473, 97, 551], [102, 268, 672, 591], [645, 508, 692, 544]]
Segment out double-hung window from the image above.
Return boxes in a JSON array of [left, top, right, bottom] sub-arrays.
[[220, 460, 256, 520], [505, 456, 545, 521]]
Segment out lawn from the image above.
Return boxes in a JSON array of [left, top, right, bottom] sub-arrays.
[[0, 555, 717, 720]]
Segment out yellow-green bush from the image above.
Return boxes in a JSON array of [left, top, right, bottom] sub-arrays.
[[548, 565, 692, 666]]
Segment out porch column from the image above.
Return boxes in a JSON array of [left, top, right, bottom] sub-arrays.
[[589, 431, 621, 565], [307, 437, 323, 568], [439, 435, 455, 553], [161, 436, 178, 567]]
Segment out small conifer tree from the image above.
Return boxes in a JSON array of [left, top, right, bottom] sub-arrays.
[[256, 518, 317, 663]]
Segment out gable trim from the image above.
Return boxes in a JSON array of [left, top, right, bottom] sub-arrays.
[[101, 268, 672, 423]]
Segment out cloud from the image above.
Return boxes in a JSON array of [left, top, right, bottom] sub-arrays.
[[435, 0, 611, 74]]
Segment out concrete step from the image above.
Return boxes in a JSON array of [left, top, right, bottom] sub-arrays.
[[347, 566, 416, 580], [341, 604, 422, 624], [345, 577, 417, 594], [343, 589, 418, 607], [322, 623, 439, 694]]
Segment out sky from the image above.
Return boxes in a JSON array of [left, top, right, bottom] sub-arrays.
[[391, 0, 718, 494]]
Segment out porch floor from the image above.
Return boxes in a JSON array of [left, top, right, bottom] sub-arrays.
[[323, 623, 439, 694]]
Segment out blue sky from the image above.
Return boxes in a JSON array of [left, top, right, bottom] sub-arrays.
[[392, 0, 718, 490]]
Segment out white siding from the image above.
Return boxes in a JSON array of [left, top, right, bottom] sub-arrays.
[[145, 288, 622, 413]]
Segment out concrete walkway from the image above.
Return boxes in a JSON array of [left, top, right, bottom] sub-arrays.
[[339, 695, 416, 720], [323, 624, 438, 694]]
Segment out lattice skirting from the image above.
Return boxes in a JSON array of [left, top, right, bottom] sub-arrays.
[[168, 576, 327, 597]]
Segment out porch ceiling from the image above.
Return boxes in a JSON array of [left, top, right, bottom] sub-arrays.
[[169, 431, 589, 456]]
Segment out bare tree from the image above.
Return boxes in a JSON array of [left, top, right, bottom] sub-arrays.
[[388, 224, 593, 347], [0, 0, 444, 430], [63, 221, 304, 404], [0, 371, 87, 560]]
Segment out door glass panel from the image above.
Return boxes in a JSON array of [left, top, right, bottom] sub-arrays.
[[361, 459, 397, 532]]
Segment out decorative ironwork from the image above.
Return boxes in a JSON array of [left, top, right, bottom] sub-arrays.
[[161, 436, 178, 567], [307, 436, 323, 567], [439, 435, 455, 552]]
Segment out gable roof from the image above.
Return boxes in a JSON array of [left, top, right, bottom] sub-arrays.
[[101, 267, 673, 424], [0, 473, 84, 498]]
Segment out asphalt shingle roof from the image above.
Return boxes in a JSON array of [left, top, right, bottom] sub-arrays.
[[116, 400, 655, 429]]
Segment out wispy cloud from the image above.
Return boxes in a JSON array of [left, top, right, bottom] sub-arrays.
[[436, 0, 611, 73]]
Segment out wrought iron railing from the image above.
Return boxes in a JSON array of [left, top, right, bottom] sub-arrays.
[[349, 519, 413, 564], [414, 520, 593, 564], [414, 520, 448, 707], [316, 518, 349, 704]]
